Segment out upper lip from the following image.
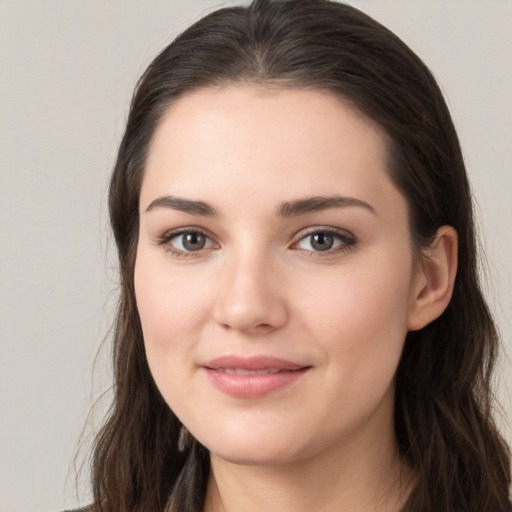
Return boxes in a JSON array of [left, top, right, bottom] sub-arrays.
[[202, 355, 309, 372]]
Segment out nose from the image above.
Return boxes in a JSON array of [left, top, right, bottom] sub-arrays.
[[212, 252, 289, 334]]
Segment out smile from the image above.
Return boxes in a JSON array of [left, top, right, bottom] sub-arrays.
[[219, 368, 282, 375], [202, 356, 311, 398]]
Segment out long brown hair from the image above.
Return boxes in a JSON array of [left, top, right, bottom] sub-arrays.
[[91, 1, 511, 510]]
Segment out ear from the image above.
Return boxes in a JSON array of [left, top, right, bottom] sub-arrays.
[[408, 226, 458, 331]]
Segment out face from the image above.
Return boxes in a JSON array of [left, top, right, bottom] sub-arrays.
[[135, 85, 421, 466]]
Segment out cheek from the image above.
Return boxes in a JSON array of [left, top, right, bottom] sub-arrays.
[[134, 255, 218, 423], [134, 255, 212, 375], [296, 251, 414, 382]]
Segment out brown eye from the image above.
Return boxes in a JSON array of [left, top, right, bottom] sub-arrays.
[[182, 232, 207, 251], [295, 229, 355, 254], [310, 233, 334, 251], [164, 230, 214, 254]]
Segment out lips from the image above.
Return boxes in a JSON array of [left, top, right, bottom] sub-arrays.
[[202, 356, 311, 398], [219, 368, 282, 375]]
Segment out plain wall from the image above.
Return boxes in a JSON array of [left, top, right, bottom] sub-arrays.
[[1, 1, 510, 511]]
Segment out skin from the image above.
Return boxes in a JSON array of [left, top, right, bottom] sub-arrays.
[[134, 85, 457, 511]]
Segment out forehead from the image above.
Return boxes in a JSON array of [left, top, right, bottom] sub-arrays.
[[141, 85, 402, 217]]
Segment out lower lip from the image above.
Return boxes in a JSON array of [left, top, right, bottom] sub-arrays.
[[203, 368, 310, 398]]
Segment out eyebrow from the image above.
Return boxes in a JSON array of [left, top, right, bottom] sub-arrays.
[[144, 194, 376, 217], [145, 195, 219, 216], [277, 195, 376, 217]]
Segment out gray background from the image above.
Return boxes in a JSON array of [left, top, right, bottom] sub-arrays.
[[1, 1, 510, 511]]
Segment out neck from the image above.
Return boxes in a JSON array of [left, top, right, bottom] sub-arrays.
[[203, 410, 413, 512]]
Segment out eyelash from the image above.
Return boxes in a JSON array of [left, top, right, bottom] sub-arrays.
[[155, 227, 356, 259], [156, 228, 218, 258], [291, 228, 356, 257]]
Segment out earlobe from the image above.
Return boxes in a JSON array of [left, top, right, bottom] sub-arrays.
[[407, 226, 458, 331]]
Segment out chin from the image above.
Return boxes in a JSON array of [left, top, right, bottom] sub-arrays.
[[204, 433, 303, 467], [211, 448, 296, 467]]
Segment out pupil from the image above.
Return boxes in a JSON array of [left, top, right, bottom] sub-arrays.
[[183, 233, 205, 251], [311, 233, 333, 251]]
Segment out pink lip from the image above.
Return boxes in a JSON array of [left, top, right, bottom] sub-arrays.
[[202, 356, 311, 398]]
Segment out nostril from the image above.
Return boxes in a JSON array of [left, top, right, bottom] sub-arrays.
[[220, 322, 271, 331]]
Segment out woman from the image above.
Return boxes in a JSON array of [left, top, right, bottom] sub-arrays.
[[85, 0, 511, 510]]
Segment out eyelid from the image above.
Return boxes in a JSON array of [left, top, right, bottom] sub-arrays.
[[291, 225, 355, 241], [290, 226, 356, 255], [155, 226, 219, 257], [154, 225, 356, 258]]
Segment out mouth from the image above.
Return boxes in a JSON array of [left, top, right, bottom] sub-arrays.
[[202, 356, 311, 398], [217, 368, 284, 375]]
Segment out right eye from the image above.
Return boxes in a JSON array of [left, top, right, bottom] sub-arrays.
[[157, 229, 216, 257]]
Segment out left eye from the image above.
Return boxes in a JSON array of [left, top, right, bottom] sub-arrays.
[[295, 231, 352, 252]]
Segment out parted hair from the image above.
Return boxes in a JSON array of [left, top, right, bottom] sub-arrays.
[[90, 1, 511, 510]]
